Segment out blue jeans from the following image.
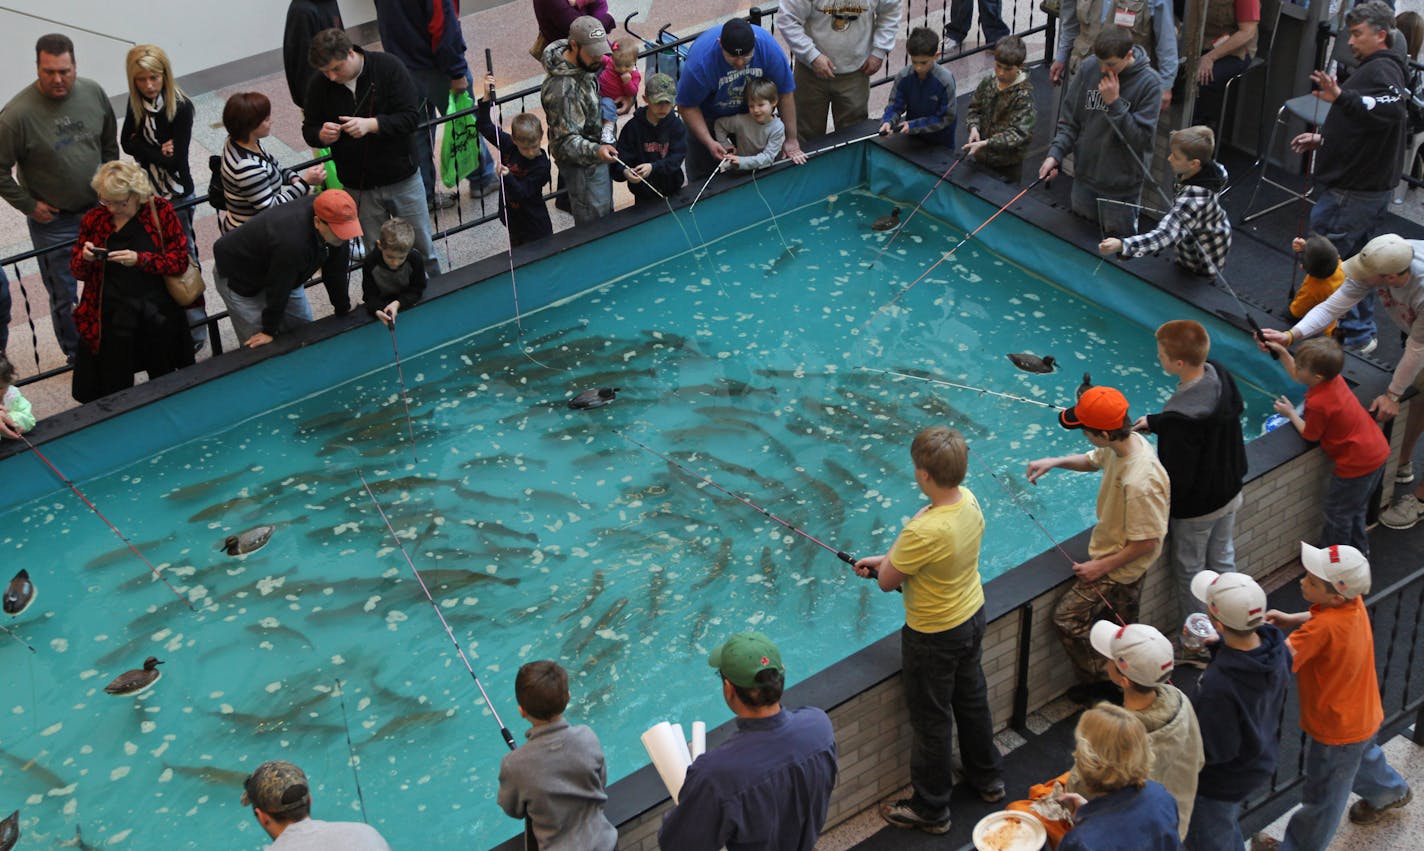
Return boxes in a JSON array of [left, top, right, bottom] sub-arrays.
[[1071, 180, 1141, 237], [1311, 187, 1391, 347], [901, 608, 1002, 820], [411, 67, 496, 203], [26, 211, 83, 358], [1321, 463, 1384, 556], [349, 171, 439, 278], [213, 269, 313, 344], [1185, 794, 1243, 851], [1167, 493, 1242, 623], [946, 0, 1011, 43], [1281, 736, 1409, 851], [562, 162, 612, 227]]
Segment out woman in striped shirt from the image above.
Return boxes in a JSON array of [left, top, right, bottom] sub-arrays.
[[218, 92, 326, 233]]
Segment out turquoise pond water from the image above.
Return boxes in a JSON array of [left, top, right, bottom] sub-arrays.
[[0, 187, 1286, 846]]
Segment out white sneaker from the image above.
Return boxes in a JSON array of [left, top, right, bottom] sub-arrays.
[[1396, 461, 1415, 485], [1348, 337, 1378, 356], [1380, 493, 1424, 529]]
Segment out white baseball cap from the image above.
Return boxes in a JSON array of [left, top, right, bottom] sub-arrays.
[[1300, 542, 1371, 599], [1191, 571, 1267, 631], [1089, 621, 1174, 687]]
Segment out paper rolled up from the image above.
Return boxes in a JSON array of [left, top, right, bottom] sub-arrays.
[[671, 723, 693, 765], [641, 721, 692, 802], [691, 721, 706, 759]]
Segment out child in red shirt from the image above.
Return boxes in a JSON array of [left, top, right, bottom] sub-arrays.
[[1268, 337, 1390, 555], [1255, 544, 1411, 851]]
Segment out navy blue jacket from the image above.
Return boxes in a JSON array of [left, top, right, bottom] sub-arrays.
[[1191, 625, 1291, 802], [373, 0, 469, 79], [658, 707, 837, 851], [476, 98, 552, 246], [881, 64, 958, 146], [612, 106, 688, 204], [1058, 781, 1180, 851]]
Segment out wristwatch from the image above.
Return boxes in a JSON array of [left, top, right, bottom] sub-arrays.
[[1386, 390, 1403, 402]]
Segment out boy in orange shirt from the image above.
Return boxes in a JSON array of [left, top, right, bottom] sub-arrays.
[[1252, 544, 1412, 851]]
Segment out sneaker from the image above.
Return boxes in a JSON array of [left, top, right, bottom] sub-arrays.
[[1349, 787, 1412, 823], [473, 176, 500, 198], [977, 780, 1007, 803], [600, 122, 618, 145], [1348, 337, 1378, 356], [1250, 833, 1281, 851], [879, 799, 951, 834], [427, 192, 457, 211], [1397, 461, 1415, 485], [1380, 493, 1424, 530]]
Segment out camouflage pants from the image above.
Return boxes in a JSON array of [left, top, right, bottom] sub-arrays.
[[1052, 576, 1143, 681]]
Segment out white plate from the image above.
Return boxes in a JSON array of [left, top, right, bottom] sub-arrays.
[[972, 810, 1048, 851]]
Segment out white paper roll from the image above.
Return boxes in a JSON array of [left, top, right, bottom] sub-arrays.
[[691, 721, 706, 759], [671, 723, 693, 765], [641, 721, 691, 802]]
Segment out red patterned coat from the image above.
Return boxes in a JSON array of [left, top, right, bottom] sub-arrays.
[[70, 197, 189, 354]]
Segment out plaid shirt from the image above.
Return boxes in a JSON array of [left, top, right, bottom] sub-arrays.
[[1121, 161, 1231, 275]]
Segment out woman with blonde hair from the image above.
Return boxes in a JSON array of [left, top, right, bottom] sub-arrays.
[[70, 161, 194, 403], [121, 44, 206, 349], [1057, 704, 1180, 851]]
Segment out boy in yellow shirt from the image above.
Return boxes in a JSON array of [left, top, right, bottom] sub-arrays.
[[856, 426, 1003, 834]]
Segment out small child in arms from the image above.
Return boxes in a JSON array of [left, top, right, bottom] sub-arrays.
[[0, 354, 36, 439], [598, 41, 641, 144], [713, 78, 785, 171]]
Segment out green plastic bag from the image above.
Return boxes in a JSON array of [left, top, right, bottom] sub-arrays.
[[440, 90, 481, 188], [317, 147, 342, 190]]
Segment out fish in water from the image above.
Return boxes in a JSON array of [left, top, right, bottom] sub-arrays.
[[61, 825, 98, 850], [104, 656, 164, 696], [1077, 372, 1093, 398], [221, 525, 274, 556], [0, 810, 16, 851], [1007, 353, 1056, 374], [871, 207, 901, 231], [3, 570, 35, 616], [568, 387, 618, 410]]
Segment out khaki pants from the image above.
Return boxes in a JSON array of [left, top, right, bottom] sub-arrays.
[[792, 63, 870, 144], [1052, 576, 1143, 681]]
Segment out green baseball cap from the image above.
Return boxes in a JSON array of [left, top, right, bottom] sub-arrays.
[[645, 73, 677, 105], [708, 631, 784, 688]]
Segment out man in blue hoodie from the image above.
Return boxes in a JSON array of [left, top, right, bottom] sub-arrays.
[[1185, 571, 1291, 851], [1040, 27, 1162, 237]]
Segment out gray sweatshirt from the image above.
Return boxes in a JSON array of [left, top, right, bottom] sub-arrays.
[[775, 0, 902, 73], [497, 719, 617, 851], [1047, 45, 1162, 195], [0, 78, 118, 214], [715, 114, 787, 170]]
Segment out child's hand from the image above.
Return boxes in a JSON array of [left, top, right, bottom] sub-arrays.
[[1099, 237, 1123, 256], [480, 73, 496, 102], [719, 155, 737, 171], [853, 554, 886, 580], [1272, 395, 1295, 416], [376, 301, 400, 327], [878, 121, 892, 136], [967, 127, 981, 144], [1025, 458, 1054, 484], [627, 163, 653, 183], [963, 139, 988, 156], [896, 122, 910, 134], [1256, 329, 1291, 354], [620, 71, 632, 83], [497, 164, 510, 177], [1292, 237, 1306, 254], [1097, 68, 1120, 106], [1071, 559, 1113, 582], [0, 413, 21, 440]]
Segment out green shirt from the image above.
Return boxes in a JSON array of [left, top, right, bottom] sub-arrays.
[[0, 77, 118, 215]]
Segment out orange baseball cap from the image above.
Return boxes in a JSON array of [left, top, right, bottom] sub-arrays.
[[312, 189, 363, 240], [1059, 385, 1130, 431]]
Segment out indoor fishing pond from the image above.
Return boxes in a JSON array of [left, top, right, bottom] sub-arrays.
[[0, 146, 1292, 847]]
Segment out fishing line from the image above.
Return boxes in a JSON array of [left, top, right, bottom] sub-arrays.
[[750, 169, 796, 260], [857, 366, 1064, 409], [357, 470, 517, 751], [610, 153, 716, 285], [387, 323, 420, 463], [859, 177, 1044, 335], [333, 678, 369, 823], [20, 435, 194, 611], [2, 623, 35, 653], [868, 150, 968, 268]]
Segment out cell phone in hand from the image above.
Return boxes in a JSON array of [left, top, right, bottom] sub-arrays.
[[92, 247, 109, 261]]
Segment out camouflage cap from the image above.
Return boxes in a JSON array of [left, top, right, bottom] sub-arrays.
[[240, 760, 311, 815], [645, 73, 677, 104]]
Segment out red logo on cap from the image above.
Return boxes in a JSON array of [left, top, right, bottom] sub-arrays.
[[1328, 546, 1341, 563], [760, 656, 769, 666]]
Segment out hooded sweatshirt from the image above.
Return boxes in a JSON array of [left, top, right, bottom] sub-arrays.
[[1192, 625, 1291, 802], [1047, 45, 1162, 194], [541, 40, 605, 167], [1316, 47, 1409, 191], [775, 0, 901, 74], [1144, 360, 1246, 519], [1070, 683, 1203, 840], [612, 106, 688, 203], [1119, 160, 1231, 275]]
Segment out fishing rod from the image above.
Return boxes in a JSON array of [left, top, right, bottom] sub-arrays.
[[20, 435, 194, 611], [860, 177, 1044, 334], [858, 366, 1064, 410], [1, 624, 35, 653], [689, 162, 722, 209], [867, 150, 968, 268], [692, 129, 883, 210], [357, 471, 517, 751], [333, 678, 369, 823], [387, 322, 419, 463]]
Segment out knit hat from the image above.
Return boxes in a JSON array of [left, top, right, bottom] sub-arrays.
[[708, 631, 784, 688], [1089, 621, 1175, 687], [240, 761, 311, 815], [1060, 386, 1130, 431], [1300, 542, 1372, 599], [1342, 234, 1413, 281], [1191, 570, 1268, 630]]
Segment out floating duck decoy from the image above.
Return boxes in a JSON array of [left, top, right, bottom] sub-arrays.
[[0, 810, 17, 851], [1077, 372, 1093, 398], [1007, 353, 1057, 374], [871, 207, 901, 231], [568, 387, 618, 410], [3, 569, 34, 616], [221, 525, 274, 557], [104, 656, 164, 696]]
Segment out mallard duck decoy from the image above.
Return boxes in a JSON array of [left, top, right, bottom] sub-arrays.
[[3, 569, 34, 616], [568, 387, 618, 410], [104, 657, 164, 696], [221, 525, 274, 557], [0, 809, 18, 851], [871, 207, 901, 231], [1007, 353, 1057, 374], [1077, 372, 1093, 398]]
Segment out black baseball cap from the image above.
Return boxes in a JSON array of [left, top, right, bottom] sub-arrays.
[[720, 19, 756, 57]]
